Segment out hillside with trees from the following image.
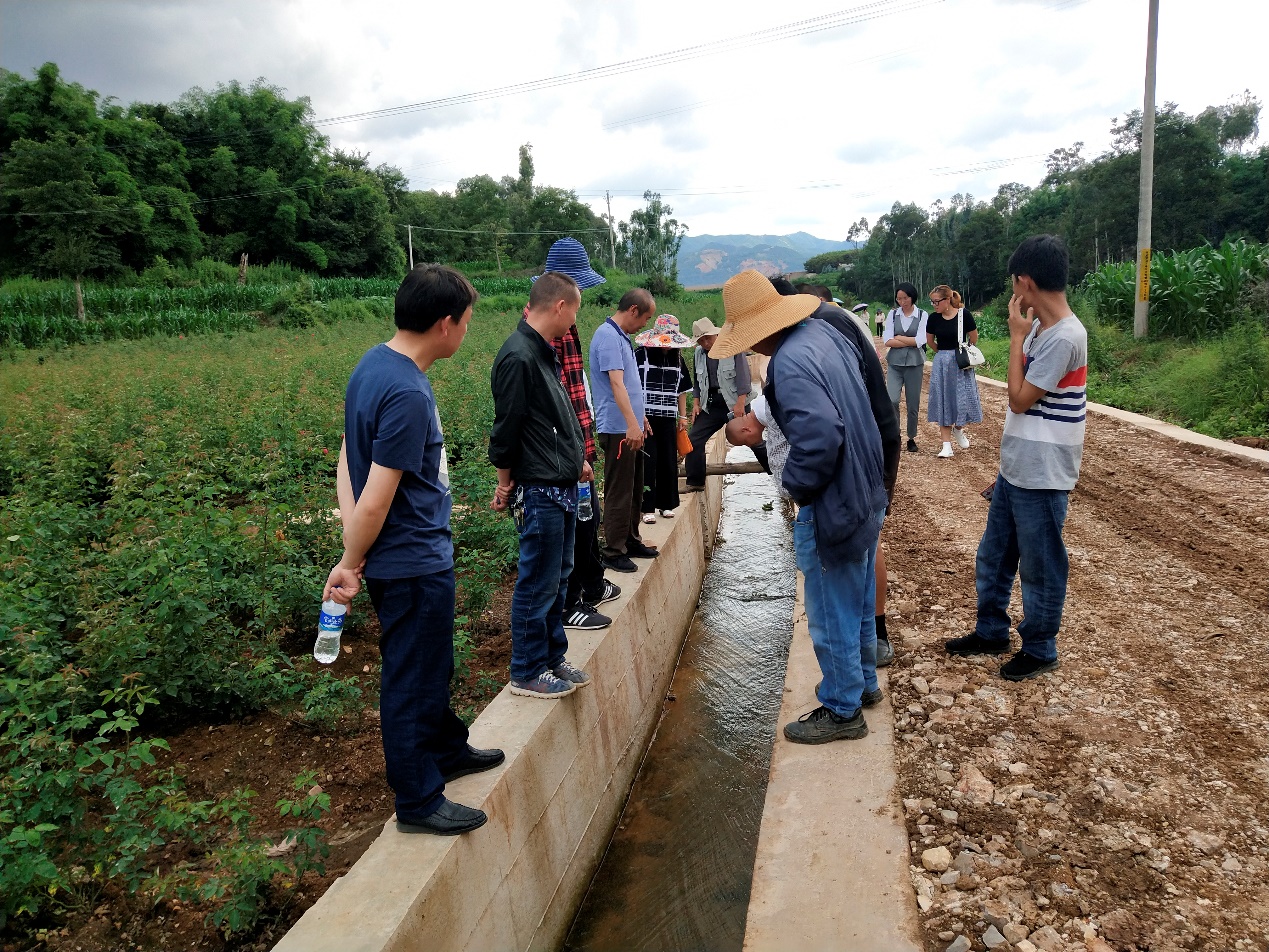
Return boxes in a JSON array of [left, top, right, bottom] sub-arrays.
[[812, 94, 1266, 306]]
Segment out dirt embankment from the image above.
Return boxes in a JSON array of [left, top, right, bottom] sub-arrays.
[[883, 383, 1269, 952]]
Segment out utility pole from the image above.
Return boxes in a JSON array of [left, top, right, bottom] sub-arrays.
[[406, 224, 414, 270], [1133, 0, 1160, 339], [605, 190, 617, 269]]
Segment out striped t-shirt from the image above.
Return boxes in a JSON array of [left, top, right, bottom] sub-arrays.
[[999, 315, 1088, 490]]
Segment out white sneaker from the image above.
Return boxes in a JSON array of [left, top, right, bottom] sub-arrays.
[[937, 443, 954, 459], [641, 513, 657, 524], [953, 428, 970, 450], [658, 509, 675, 518]]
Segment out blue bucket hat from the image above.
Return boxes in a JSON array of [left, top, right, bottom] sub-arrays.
[[532, 237, 606, 290]]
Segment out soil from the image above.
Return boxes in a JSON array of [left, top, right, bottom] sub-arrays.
[[883, 383, 1269, 952], [16, 586, 513, 952]]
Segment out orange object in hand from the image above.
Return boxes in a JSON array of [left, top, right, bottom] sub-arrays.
[[677, 429, 693, 457]]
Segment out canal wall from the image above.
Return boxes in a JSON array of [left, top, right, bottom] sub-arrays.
[[275, 448, 725, 952]]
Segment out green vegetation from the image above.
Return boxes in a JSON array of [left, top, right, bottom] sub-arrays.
[[0, 275, 720, 938], [811, 94, 1265, 316]]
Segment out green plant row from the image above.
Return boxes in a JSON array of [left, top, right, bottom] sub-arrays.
[[1081, 239, 1269, 340], [0, 275, 533, 321]]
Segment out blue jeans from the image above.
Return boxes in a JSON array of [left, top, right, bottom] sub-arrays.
[[510, 487, 576, 683], [794, 506, 883, 717], [974, 474, 1070, 663], [366, 570, 471, 821]]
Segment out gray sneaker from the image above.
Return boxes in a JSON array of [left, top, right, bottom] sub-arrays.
[[510, 670, 576, 699], [783, 705, 869, 744], [876, 637, 895, 668], [551, 658, 591, 688]]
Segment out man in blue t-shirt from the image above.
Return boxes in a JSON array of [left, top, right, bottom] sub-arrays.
[[589, 288, 656, 572], [323, 265, 504, 837]]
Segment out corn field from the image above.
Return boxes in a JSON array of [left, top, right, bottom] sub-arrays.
[[0, 276, 533, 349], [1081, 239, 1269, 339]]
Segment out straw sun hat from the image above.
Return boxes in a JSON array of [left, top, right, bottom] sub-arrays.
[[634, 314, 693, 348], [709, 270, 821, 359]]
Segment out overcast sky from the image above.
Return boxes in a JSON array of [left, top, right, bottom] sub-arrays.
[[3, 0, 1266, 241]]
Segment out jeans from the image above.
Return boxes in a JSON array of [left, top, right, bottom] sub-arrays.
[[566, 481, 606, 609], [511, 486, 576, 682], [886, 362, 923, 439], [794, 506, 883, 717], [366, 570, 471, 821], [974, 474, 1070, 663]]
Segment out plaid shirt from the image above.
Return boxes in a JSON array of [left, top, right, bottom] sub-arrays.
[[553, 324, 597, 463]]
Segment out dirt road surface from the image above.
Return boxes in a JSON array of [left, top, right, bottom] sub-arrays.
[[883, 381, 1269, 952]]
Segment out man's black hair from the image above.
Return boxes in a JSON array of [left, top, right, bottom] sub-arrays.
[[1007, 235, 1069, 292], [894, 282, 919, 304], [770, 276, 799, 296], [394, 264, 479, 333], [617, 287, 655, 315]]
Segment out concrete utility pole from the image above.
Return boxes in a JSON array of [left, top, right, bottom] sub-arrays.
[[406, 224, 414, 270], [1133, 0, 1160, 339], [605, 190, 617, 269]]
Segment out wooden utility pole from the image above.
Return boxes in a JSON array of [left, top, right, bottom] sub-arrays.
[[605, 190, 617, 269], [406, 224, 414, 269], [1133, 0, 1160, 339]]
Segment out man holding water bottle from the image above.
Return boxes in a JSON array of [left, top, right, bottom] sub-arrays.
[[322, 264, 503, 837]]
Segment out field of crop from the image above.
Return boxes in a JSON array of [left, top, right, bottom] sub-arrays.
[[0, 280, 723, 948]]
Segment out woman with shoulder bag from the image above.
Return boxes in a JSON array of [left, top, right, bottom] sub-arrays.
[[925, 284, 983, 458], [882, 282, 929, 454]]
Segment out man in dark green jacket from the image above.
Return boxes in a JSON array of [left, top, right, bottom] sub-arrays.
[[489, 272, 593, 699]]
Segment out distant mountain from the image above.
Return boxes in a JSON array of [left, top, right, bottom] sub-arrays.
[[678, 232, 859, 287]]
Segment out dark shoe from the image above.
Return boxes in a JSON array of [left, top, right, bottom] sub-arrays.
[[907, 438, 918, 453], [602, 553, 638, 573], [783, 705, 869, 744], [625, 539, 659, 559], [563, 604, 611, 630], [592, 579, 622, 606], [1000, 651, 1060, 682], [861, 687, 884, 708], [945, 632, 1010, 656], [551, 658, 591, 687], [396, 797, 487, 835], [682, 482, 706, 494], [876, 637, 895, 668], [442, 745, 506, 783]]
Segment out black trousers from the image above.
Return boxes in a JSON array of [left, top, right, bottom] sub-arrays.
[[641, 415, 682, 513], [685, 394, 769, 485], [566, 486, 606, 609]]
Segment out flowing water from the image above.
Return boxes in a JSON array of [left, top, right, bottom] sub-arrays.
[[563, 458, 796, 952]]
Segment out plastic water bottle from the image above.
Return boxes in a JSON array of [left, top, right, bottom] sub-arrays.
[[577, 481, 593, 521], [313, 599, 346, 664]]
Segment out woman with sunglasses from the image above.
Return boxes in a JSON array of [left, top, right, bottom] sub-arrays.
[[925, 285, 983, 458]]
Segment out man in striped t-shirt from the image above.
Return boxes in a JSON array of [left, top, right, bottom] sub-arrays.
[[946, 235, 1087, 681]]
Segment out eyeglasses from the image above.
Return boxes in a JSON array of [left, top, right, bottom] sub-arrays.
[[930, 297, 946, 304]]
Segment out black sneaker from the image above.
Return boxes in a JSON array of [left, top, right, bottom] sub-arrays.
[[907, 438, 919, 453], [592, 579, 622, 606], [945, 632, 1011, 656], [625, 539, 659, 559], [563, 604, 611, 631], [876, 637, 895, 668], [603, 554, 638, 573], [814, 683, 884, 708], [783, 705, 869, 744], [1000, 651, 1060, 681]]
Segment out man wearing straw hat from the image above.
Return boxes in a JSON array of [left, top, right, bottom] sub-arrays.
[[711, 270, 888, 744], [684, 317, 768, 489]]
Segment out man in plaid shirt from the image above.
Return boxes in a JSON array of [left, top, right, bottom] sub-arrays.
[[533, 239, 621, 631]]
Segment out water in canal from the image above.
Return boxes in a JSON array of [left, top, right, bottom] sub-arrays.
[[564, 456, 796, 952]]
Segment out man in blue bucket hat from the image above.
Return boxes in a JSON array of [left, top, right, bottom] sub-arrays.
[[533, 238, 623, 632]]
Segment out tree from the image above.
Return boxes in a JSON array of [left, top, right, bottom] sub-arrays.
[[618, 191, 688, 284]]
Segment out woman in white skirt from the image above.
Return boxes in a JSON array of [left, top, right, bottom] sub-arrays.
[[924, 285, 983, 458]]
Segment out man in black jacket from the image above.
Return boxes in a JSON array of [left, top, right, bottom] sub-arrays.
[[490, 273, 594, 699]]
